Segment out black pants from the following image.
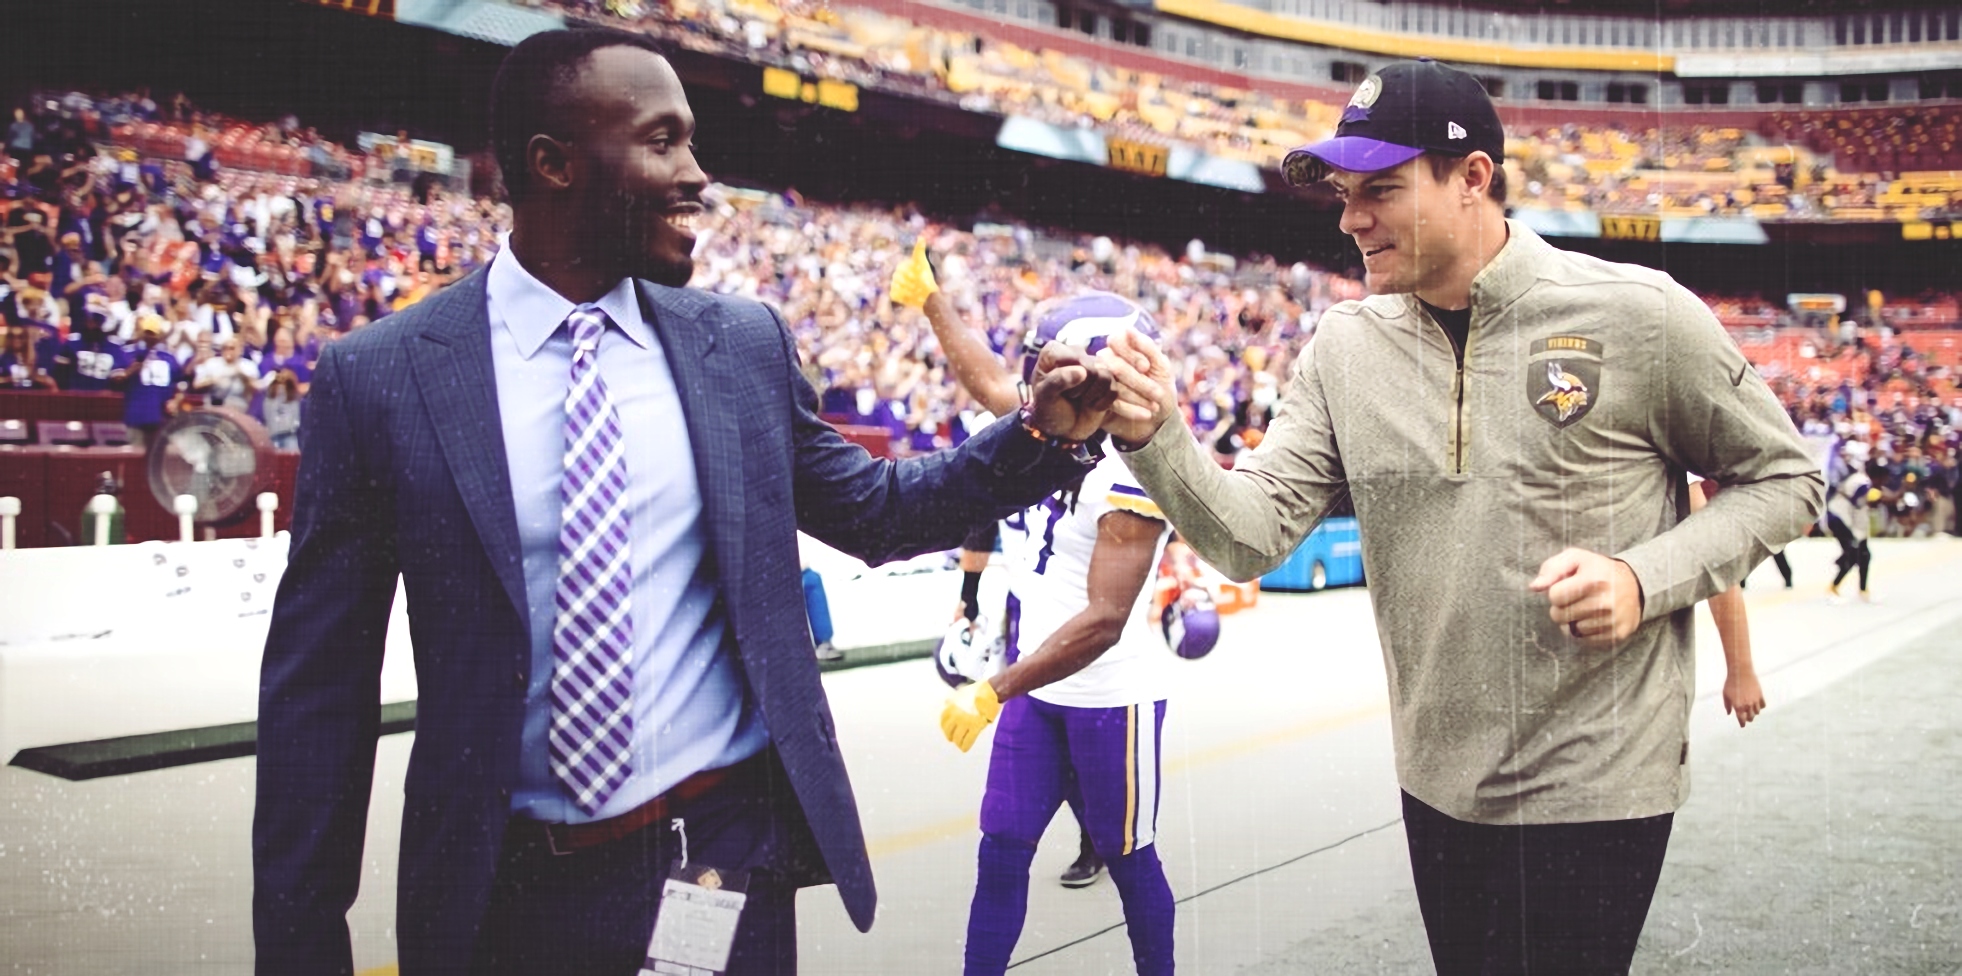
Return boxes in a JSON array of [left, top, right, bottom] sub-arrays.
[[1742, 551, 1792, 589], [1827, 515, 1870, 591], [1402, 791, 1673, 976], [472, 752, 805, 976]]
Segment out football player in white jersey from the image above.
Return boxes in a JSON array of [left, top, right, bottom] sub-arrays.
[[892, 244, 1176, 976]]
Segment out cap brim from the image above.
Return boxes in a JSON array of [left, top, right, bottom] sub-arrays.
[[1282, 137, 1426, 186]]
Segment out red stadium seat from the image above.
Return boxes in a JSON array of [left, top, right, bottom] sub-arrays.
[[90, 423, 131, 447], [37, 421, 93, 447]]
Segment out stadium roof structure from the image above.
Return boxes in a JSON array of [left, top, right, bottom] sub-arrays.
[[1412, 0, 1960, 13]]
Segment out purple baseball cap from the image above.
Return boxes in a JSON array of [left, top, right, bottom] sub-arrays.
[[1284, 58, 1505, 186]]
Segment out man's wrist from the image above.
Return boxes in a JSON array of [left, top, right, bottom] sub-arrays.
[[1017, 406, 1105, 463], [1017, 404, 1083, 452], [1111, 416, 1170, 453], [1613, 557, 1646, 616]]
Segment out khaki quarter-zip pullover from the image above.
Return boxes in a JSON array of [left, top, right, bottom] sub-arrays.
[[1121, 222, 1823, 824]]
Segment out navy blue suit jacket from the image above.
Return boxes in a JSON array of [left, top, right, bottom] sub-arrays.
[[253, 270, 1095, 975]]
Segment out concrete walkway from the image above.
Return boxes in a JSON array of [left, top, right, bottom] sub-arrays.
[[1243, 607, 1962, 976], [0, 537, 1956, 974]]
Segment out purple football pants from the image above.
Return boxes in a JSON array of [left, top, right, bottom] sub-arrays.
[[966, 695, 1174, 975]]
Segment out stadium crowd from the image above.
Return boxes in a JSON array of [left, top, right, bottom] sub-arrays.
[[533, 0, 1962, 222], [2, 88, 1957, 539], [1510, 121, 1962, 220]]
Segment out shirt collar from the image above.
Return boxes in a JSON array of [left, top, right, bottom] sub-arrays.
[[487, 235, 652, 359], [1466, 219, 1551, 316]]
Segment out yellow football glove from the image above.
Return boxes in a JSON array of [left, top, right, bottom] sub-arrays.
[[939, 680, 1001, 753], [888, 237, 940, 309]]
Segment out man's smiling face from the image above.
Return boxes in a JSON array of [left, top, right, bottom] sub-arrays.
[[1326, 156, 1472, 297], [559, 46, 709, 288]]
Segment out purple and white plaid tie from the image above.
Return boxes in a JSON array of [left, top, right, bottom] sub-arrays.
[[551, 305, 635, 814]]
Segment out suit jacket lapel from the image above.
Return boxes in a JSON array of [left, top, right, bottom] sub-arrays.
[[408, 270, 530, 625], [638, 281, 745, 599]]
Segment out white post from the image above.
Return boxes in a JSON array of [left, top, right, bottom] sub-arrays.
[[258, 492, 279, 539], [0, 496, 18, 550], [88, 494, 118, 546], [174, 494, 199, 543]]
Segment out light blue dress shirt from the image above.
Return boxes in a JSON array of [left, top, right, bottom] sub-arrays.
[[486, 242, 769, 824]]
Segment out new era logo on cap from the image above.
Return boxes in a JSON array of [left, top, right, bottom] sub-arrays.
[[1447, 122, 1468, 140]]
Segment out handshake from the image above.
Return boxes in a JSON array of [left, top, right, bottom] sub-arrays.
[[889, 238, 1181, 450]]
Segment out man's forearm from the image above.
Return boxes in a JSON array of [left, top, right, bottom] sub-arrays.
[[1707, 585, 1753, 675], [990, 613, 1125, 700], [1621, 471, 1824, 621], [1121, 416, 1336, 582]]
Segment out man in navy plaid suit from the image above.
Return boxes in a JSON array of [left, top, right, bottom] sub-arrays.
[[253, 28, 1119, 976]]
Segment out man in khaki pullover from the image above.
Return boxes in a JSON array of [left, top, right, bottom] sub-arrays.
[[1101, 60, 1822, 975]]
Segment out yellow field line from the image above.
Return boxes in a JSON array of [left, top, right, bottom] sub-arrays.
[[867, 701, 1388, 859], [1742, 538, 1962, 612], [867, 810, 982, 858], [1163, 702, 1388, 775]]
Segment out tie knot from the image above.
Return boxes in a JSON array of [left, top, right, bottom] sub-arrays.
[[567, 306, 612, 358]]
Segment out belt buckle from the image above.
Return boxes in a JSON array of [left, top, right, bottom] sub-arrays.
[[544, 822, 576, 857]]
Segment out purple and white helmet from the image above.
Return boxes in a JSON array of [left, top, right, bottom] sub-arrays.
[[1020, 291, 1158, 383], [1161, 595, 1221, 660], [935, 615, 1006, 689]]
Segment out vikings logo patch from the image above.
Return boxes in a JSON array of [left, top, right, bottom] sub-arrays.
[[1527, 336, 1602, 428]]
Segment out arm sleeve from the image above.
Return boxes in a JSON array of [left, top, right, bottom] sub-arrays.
[[1117, 334, 1347, 581], [774, 306, 1099, 566], [1616, 284, 1825, 621], [252, 348, 399, 976], [1085, 455, 1165, 523]]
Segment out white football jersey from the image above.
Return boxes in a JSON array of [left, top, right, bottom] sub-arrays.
[[1001, 452, 1171, 708]]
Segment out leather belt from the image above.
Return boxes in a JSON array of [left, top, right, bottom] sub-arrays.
[[520, 753, 760, 856]]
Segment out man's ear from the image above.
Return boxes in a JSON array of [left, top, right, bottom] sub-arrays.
[[527, 134, 574, 193], [1462, 152, 1495, 204]]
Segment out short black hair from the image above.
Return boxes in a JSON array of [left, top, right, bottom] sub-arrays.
[[489, 28, 669, 201]]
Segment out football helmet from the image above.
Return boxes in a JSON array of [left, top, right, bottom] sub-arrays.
[[935, 614, 1007, 688], [1019, 291, 1158, 383], [1161, 590, 1221, 660]]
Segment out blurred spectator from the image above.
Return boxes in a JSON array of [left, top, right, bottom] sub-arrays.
[[0, 253, 20, 318], [1, 324, 58, 390], [121, 316, 183, 448], [6, 207, 57, 279], [6, 108, 35, 162], [52, 309, 127, 391], [191, 334, 259, 410], [262, 368, 304, 450]]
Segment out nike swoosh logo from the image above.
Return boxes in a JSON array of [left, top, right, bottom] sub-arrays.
[[1732, 362, 1751, 387]]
